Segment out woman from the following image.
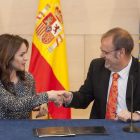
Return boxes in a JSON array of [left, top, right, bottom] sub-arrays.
[[0, 34, 62, 119]]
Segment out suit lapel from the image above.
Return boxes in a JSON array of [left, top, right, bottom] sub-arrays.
[[100, 67, 111, 118], [126, 57, 138, 111]]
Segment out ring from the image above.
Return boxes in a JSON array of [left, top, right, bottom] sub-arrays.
[[58, 103, 62, 107], [43, 113, 46, 116]]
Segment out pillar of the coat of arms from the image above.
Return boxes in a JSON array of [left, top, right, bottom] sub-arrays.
[[36, 4, 51, 23], [47, 33, 64, 53]]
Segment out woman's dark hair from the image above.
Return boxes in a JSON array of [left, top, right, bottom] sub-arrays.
[[0, 34, 30, 94], [101, 28, 134, 56]]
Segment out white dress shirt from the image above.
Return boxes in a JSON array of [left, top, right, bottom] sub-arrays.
[[106, 56, 132, 113]]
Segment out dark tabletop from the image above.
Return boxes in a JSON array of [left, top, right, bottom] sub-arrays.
[[0, 119, 140, 140]]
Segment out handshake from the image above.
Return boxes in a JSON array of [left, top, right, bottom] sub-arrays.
[[33, 90, 72, 118], [47, 90, 72, 107]]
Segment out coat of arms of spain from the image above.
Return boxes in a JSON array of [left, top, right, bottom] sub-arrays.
[[36, 4, 64, 53]]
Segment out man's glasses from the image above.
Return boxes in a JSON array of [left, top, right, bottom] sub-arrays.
[[100, 48, 120, 55]]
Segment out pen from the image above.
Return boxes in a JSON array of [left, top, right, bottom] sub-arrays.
[[113, 112, 117, 115]]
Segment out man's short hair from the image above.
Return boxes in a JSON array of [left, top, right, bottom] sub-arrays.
[[101, 28, 134, 55]]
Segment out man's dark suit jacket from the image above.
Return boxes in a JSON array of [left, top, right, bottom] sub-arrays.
[[67, 56, 140, 119]]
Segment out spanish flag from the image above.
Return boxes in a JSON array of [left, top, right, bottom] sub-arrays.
[[29, 0, 71, 119]]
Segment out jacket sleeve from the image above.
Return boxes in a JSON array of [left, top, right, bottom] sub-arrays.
[[66, 58, 106, 109], [67, 60, 95, 109], [0, 73, 48, 111]]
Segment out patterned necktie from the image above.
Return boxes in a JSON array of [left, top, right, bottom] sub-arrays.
[[105, 73, 120, 119]]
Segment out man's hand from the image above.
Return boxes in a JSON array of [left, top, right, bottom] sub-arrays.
[[57, 91, 72, 103], [114, 110, 140, 122]]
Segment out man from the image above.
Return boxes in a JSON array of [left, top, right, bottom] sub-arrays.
[[58, 28, 140, 122]]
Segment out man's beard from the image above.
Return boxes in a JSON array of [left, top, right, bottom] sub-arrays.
[[105, 61, 111, 69]]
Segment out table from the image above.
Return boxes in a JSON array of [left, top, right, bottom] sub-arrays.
[[0, 119, 140, 140]]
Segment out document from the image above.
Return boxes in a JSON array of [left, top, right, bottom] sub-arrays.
[[33, 126, 109, 137], [33, 127, 75, 137], [72, 126, 109, 135]]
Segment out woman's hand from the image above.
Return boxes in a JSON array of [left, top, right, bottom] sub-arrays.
[[47, 90, 65, 107], [33, 103, 48, 118]]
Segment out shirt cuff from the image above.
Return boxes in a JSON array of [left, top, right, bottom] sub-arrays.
[[64, 92, 73, 107], [135, 111, 140, 115]]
